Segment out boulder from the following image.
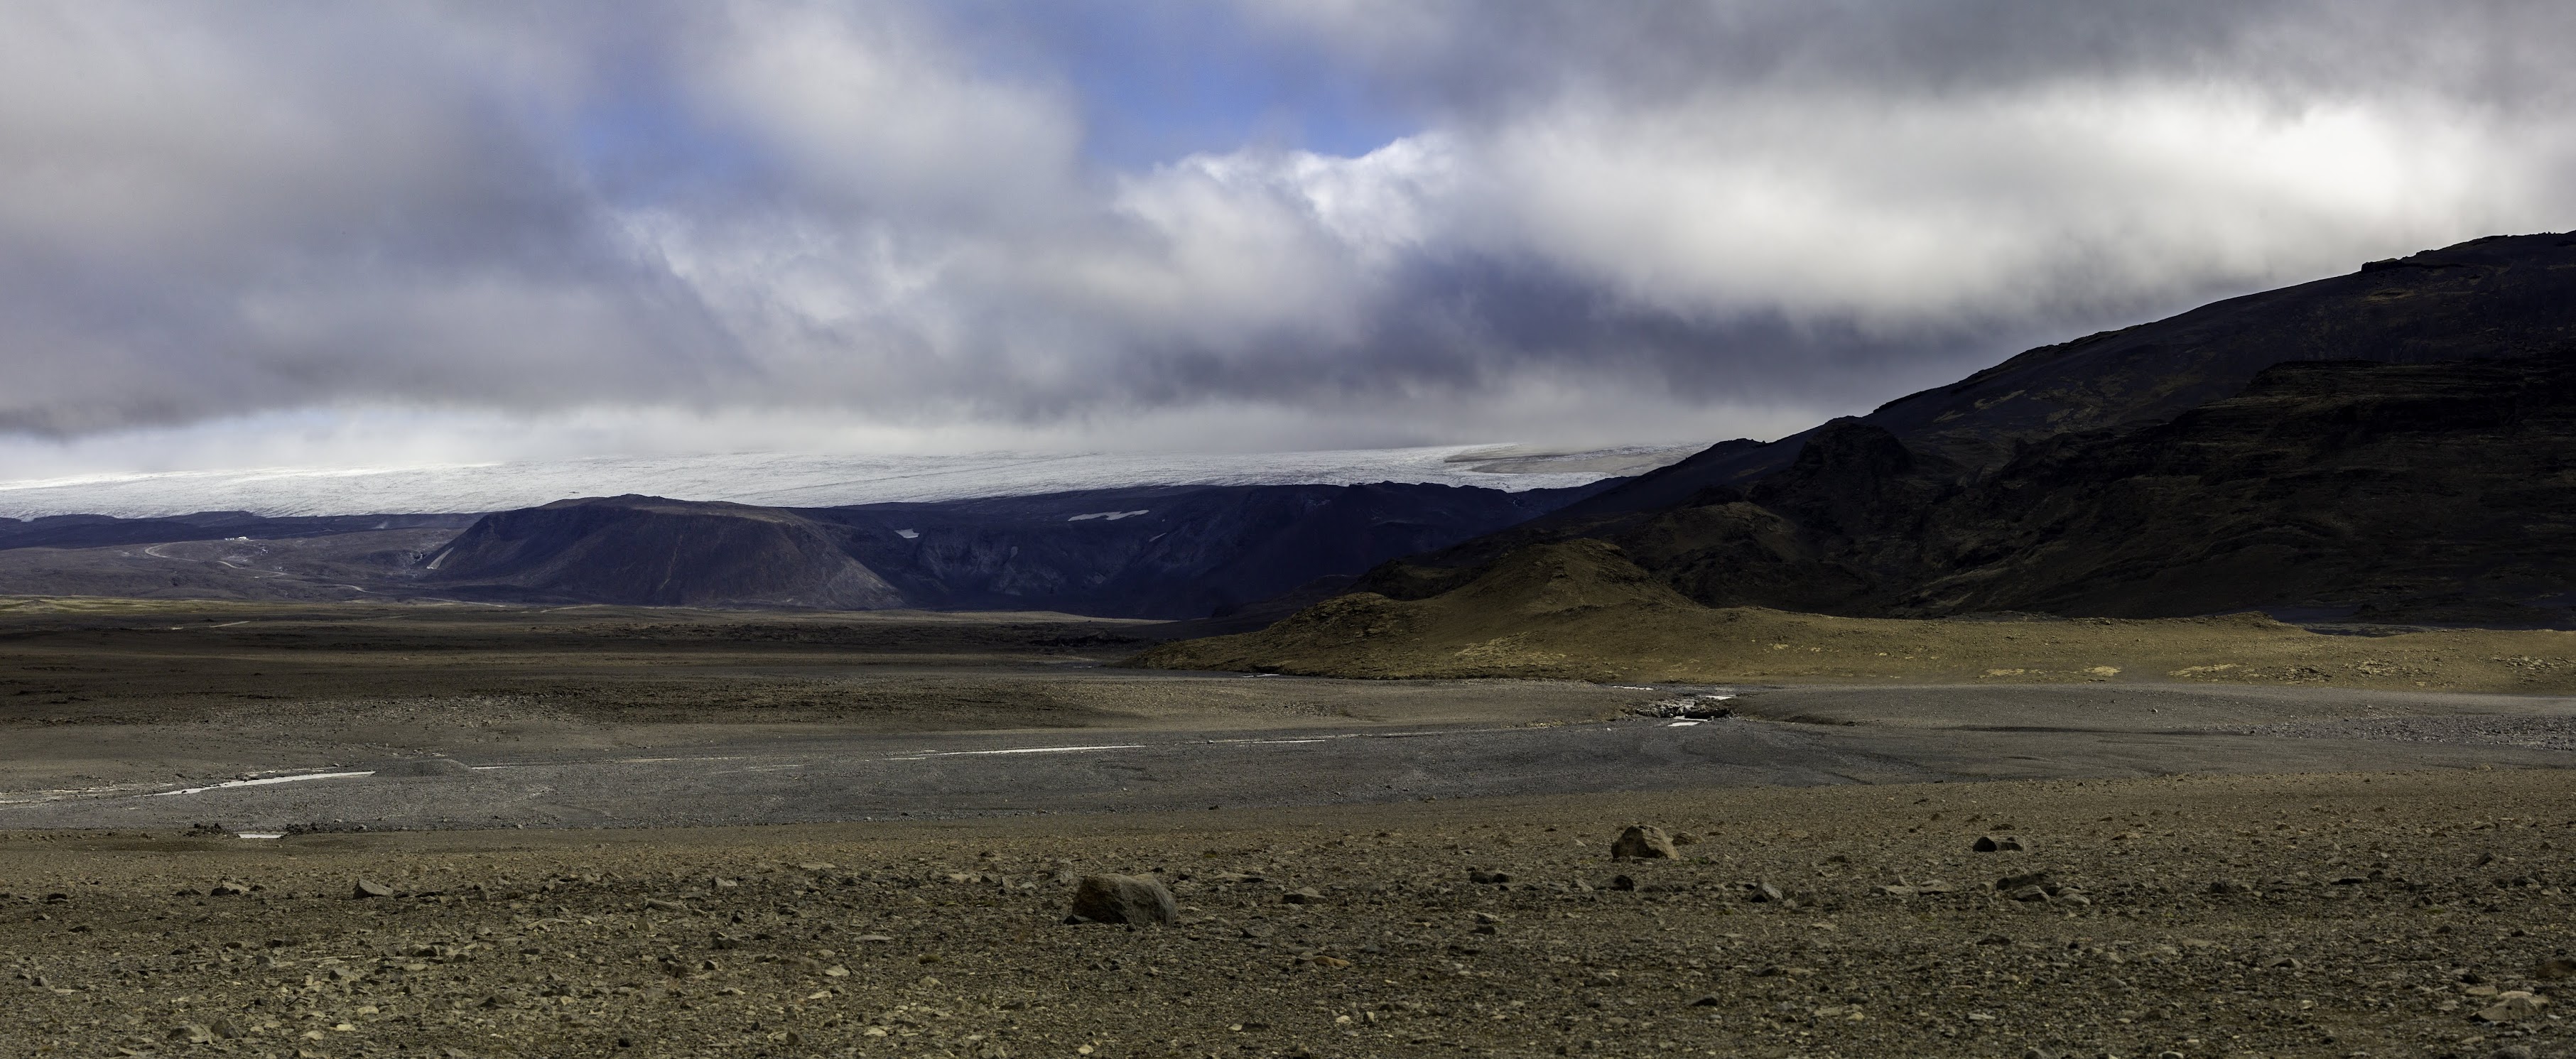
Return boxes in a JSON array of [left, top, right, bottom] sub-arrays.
[[2476, 991, 2548, 1023], [1067, 874, 1177, 927], [1611, 825, 1679, 859]]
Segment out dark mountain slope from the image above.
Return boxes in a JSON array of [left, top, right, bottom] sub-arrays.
[[410, 482, 1607, 615], [814, 482, 1602, 618], [1893, 355, 2576, 622], [1353, 232, 2576, 603], [1345, 354, 2576, 627], [423, 496, 904, 609], [1564, 230, 2576, 521]]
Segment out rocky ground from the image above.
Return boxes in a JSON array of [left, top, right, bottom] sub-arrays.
[[6, 767, 2575, 1059]]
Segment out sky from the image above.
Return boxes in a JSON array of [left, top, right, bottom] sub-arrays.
[[1, 0, 2572, 479]]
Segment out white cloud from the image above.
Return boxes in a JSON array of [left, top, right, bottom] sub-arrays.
[[0, 0, 2570, 476]]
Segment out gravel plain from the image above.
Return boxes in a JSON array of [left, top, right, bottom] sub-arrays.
[[10, 601, 2576, 1058], [9, 769, 2576, 1059]]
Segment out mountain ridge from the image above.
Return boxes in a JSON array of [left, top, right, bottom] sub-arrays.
[[1176, 232, 2576, 666]]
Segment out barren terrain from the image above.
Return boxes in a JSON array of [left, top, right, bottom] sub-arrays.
[[8, 771, 2576, 1058], [5, 597, 2576, 1057]]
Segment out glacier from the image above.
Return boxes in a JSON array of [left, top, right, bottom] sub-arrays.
[[0, 445, 1698, 519]]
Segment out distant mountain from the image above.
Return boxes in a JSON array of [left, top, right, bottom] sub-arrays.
[[423, 496, 904, 609], [1320, 232, 2576, 626], [0, 511, 475, 550], [419, 482, 1609, 617], [0, 445, 1687, 519], [0, 447, 1671, 617]]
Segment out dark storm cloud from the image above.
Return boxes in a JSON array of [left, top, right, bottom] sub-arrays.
[[0, 0, 2570, 465]]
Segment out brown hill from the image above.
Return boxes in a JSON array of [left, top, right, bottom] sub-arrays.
[[1132, 540, 2576, 692]]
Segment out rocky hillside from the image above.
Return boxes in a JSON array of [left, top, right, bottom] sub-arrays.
[[1333, 232, 2576, 625]]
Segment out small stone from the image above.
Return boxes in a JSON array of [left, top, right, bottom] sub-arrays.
[[1608, 875, 1637, 891], [2005, 885, 2049, 902], [1280, 888, 1324, 905], [2492, 1045, 2538, 1059], [2261, 956, 2303, 970], [1747, 881, 1782, 903], [1689, 995, 1721, 1007], [2208, 879, 2254, 894], [1975, 933, 2012, 945], [1995, 869, 2052, 892], [1466, 869, 1512, 884], [1971, 835, 2028, 852], [168, 1024, 215, 1044], [208, 881, 248, 897], [352, 879, 394, 899], [1068, 874, 1179, 927], [2537, 956, 2576, 979], [1611, 825, 1679, 859]]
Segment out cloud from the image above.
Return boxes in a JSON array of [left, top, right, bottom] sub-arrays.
[[0, 0, 2570, 477]]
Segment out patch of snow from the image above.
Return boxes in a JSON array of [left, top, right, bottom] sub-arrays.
[[1066, 509, 1149, 521], [893, 528, 919, 539], [148, 771, 377, 797], [0, 445, 1679, 519]]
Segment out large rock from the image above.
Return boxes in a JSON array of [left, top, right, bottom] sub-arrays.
[[1067, 874, 1176, 927], [1611, 825, 1679, 859], [2477, 992, 2548, 1023]]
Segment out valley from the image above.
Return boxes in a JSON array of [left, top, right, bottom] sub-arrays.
[[9, 236, 2576, 1058]]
